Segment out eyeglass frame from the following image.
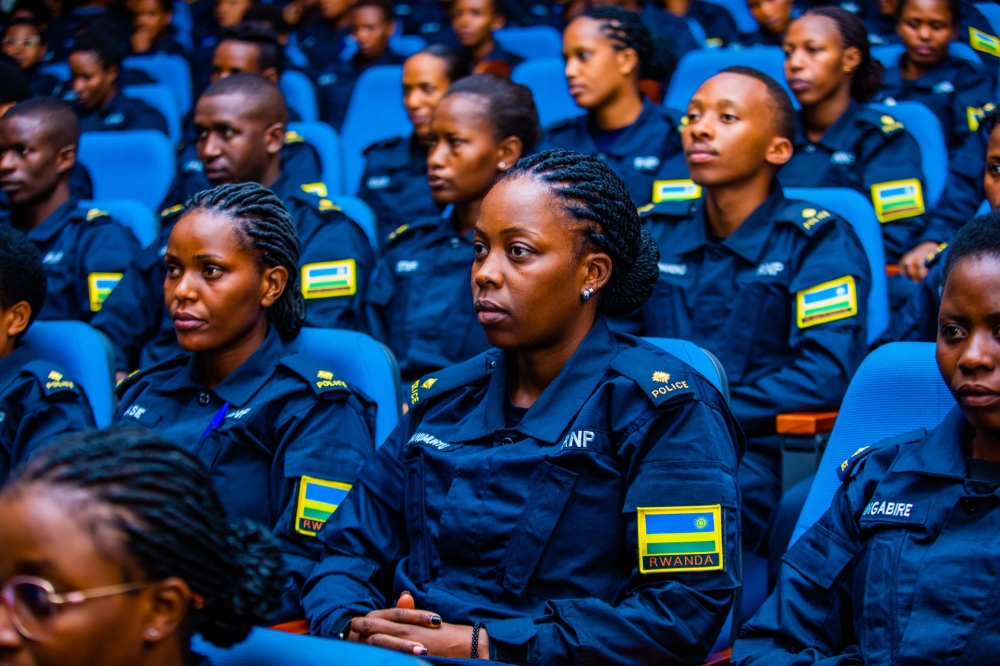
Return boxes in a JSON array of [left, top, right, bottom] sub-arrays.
[[0, 38, 42, 50]]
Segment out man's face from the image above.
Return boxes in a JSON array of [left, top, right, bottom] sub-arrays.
[[0, 115, 72, 206], [352, 5, 393, 60], [193, 93, 281, 185]]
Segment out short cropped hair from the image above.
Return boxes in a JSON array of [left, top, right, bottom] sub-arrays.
[[720, 65, 796, 140]]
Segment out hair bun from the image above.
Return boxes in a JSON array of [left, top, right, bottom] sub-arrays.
[[598, 224, 660, 317]]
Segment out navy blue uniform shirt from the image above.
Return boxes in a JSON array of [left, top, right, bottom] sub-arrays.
[[778, 102, 928, 264], [367, 210, 490, 382], [116, 325, 376, 619], [538, 101, 683, 206], [93, 172, 374, 372], [683, 0, 740, 46], [472, 43, 524, 76], [923, 117, 989, 245], [640, 3, 700, 58], [73, 90, 169, 135], [886, 243, 947, 344], [400, 0, 460, 48], [1, 198, 139, 322], [302, 317, 744, 664], [735, 407, 1000, 665], [299, 23, 352, 76], [873, 54, 994, 153], [0, 344, 95, 485], [316, 51, 406, 131], [737, 30, 784, 47], [25, 65, 62, 98], [357, 133, 439, 246]]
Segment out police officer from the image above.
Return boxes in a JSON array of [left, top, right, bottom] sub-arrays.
[[94, 75, 373, 375], [302, 149, 743, 663], [370, 74, 538, 381], [67, 21, 169, 135], [358, 45, 465, 244], [0, 224, 95, 485], [1, 18, 62, 98], [739, 0, 793, 46], [662, 0, 740, 46], [315, 0, 405, 131], [734, 214, 1000, 665], [0, 98, 139, 322], [398, 0, 461, 49], [779, 7, 926, 309], [538, 6, 682, 207], [637, 67, 870, 549], [452, 0, 523, 75], [190, 0, 253, 95], [296, 0, 355, 76]]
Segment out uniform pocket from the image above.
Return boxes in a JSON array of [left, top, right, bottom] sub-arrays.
[[858, 537, 899, 663], [782, 521, 854, 591], [404, 456, 431, 584], [495, 461, 578, 595]]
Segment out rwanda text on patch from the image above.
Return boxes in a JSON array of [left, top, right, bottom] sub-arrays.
[[295, 476, 352, 537]]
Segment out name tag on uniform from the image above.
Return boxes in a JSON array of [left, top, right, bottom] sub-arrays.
[[658, 262, 687, 275], [295, 476, 352, 537], [105, 113, 125, 125], [88, 273, 123, 312], [638, 505, 724, 573], [301, 260, 356, 299], [860, 499, 929, 525], [367, 175, 390, 189], [633, 156, 660, 171]]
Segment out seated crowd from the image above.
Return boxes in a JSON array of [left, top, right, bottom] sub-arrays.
[[2, 0, 1000, 663]]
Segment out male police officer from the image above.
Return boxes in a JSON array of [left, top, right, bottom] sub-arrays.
[[0, 98, 139, 322], [636, 67, 871, 548], [93, 74, 374, 376]]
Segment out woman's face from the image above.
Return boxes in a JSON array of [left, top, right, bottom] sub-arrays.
[[215, 0, 251, 27], [1, 24, 46, 70], [562, 16, 636, 110], [985, 127, 1000, 209], [452, 0, 501, 49], [937, 255, 1000, 437], [897, 0, 955, 68], [426, 94, 508, 205], [783, 14, 859, 108], [164, 210, 286, 354], [402, 53, 453, 139], [472, 176, 610, 350], [747, 0, 793, 36]]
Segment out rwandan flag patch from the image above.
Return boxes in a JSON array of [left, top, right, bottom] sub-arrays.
[[969, 27, 1000, 58], [295, 476, 352, 537], [301, 260, 356, 299], [653, 179, 702, 203], [88, 272, 123, 312], [796, 276, 858, 329], [637, 505, 724, 574], [871, 179, 925, 223]]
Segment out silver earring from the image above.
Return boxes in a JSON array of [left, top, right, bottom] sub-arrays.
[[147, 628, 159, 639], [498, 162, 506, 168], [582, 288, 594, 301]]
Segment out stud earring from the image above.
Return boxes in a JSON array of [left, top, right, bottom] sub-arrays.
[[147, 628, 159, 639], [498, 162, 506, 168], [843, 66, 853, 72], [582, 288, 594, 301]]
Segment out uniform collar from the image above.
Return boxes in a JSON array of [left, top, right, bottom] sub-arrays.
[[98, 91, 127, 117], [672, 187, 786, 263], [20, 196, 80, 243], [794, 100, 861, 151], [884, 55, 960, 90], [158, 325, 286, 406], [0, 344, 35, 393], [588, 100, 660, 159], [267, 169, 294, 202], [454, 316, 621, 444], [408, 133, 429, 166], [891, 407, 971, 480]]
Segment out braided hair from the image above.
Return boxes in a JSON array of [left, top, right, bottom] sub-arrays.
[[5, 427, 286, 648], [181, 182, 305, 342], [581, 6, 676, 82], [502, 148, 659, 317], [803, 6, 883, 102]]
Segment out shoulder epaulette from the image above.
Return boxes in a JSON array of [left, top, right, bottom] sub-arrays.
[[296, 183, 343, 215], [21, 361, 82, 398], [115, 355, 187, 396], [780, 200, 838, 236], [608, 347, 698, 408], [409, 352, 496, 408], [301, 182, 328, 198], [925, 242, 948, 268], [859, 107, 905, 135], [84, 207, 110, 222], [280, 353, 352, 395], [659, 106, 687, 133], [385, 217, 438, 244], [161, 203, 184, 219], [284, 130, 305, 144], [836, 428, 926, 482], [363, 135, 405, 155], [967, 102, 997, 132]]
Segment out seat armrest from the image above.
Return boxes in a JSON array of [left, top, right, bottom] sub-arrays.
[[776, 411, 839, 435], [703, 649, 732, 666], [270, 619, 310, 634], [885, 264, 900, 277]]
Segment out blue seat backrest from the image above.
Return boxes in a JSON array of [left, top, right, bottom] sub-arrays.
[[39, 62, 70, 81], [329, 194, 378, 251], [511, 58, 580, 128], [280, 70, 319, 123], [123, 83, 181, 144], [171, 1, 194, 51], [80, 199, 159, 248], [124, 54, 193, 114], [288, 121, 343, 194], [389, 32, 427, 57], [686, 16, 707, 46], [496, 25, 563, 60], [702, 0, 759, 35], [665, 46, 795, 111], [975, 2, 1000, 34], [21, 321, 115, 428], [192, 629, 427, 666], [285, 328, 401, 446], [342, 65, 412, 194], [784, 187, 889, 345], [977, 199, 991, 216], [790, 342, 955, 546], [78, 130, 176, 210], [868, 101, 947, 206], [871, 41, 982, 69]]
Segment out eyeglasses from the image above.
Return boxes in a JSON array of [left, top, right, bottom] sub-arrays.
[[1, 575, 152, 641], [1, 38, 41, 49]]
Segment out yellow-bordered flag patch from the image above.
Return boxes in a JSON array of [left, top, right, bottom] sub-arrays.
[[88, 272, 122, 312], [638, 505, 723, 574], [796, 276, 858, 329], [295, 476, 352, 537], [653, 179, 701, 203], [301, 260, 356, 299], [970, 27, 1000, 58], [871, 179, 925, 223]]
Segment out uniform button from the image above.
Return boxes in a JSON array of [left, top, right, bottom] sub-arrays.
[[963, 498, 978, 514], [804, 144, 816, 153], [198, 392, 211, 405], [449, 238, 461, 249], [501, 437, 513, 446]]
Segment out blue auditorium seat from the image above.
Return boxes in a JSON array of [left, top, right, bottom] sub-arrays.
[[78, 130, 176, 210], [871, 41, 983, 69], [665, 46, 794, 111], [789, 342, 955, 546], [784, 187, 889, 344], [171, 2, 194, 52], [511, 58, 580, 128], [703, 0, 759, 35], [21, 321, 116, 428], [192, 628, 427, 666], [975, 2, 1000, 36], [341, 65, 411, 194], [495, 25, 563, 60], [329, 195, 378, 251], [288, 121, 343, 194], [280, 70, 319, 123], [868, 101, 948, 206], [124, 83, 181, 144], [977, 199, 991, 216], [39, 62, 70, 82], [124, 54, 193, 114], [389, 32, 427, 57], [286, 328, 401, 446], [80, 199, 159, 248]]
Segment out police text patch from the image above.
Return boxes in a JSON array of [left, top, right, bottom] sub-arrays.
[[653, 179, 701, 203], [796, 276, 858, 329], [301, 260, 356, 299], [871, 179, 925, 223], [638, 505, 724, 573], [295, 476, 352, 537], [88, 273, 123, 312]]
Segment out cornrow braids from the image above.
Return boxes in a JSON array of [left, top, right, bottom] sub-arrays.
[[503, 148, 659, 317], [7, 428, 286, 648], [182, 182, 305, 342], [581, 5, 676, 82]]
